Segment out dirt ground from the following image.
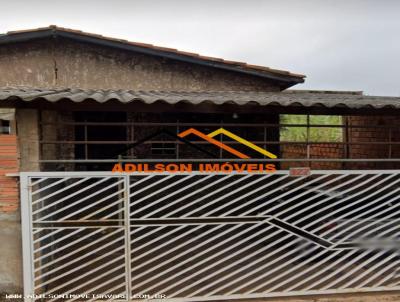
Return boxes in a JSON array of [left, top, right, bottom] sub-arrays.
[[234, 292, 400, 302]]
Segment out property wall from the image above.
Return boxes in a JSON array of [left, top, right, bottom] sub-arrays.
[[0, 38, 281, 92]]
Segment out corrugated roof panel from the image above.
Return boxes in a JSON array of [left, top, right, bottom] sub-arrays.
[[0, 88, 400, 109]]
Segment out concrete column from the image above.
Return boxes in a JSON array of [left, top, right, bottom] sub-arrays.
[[16, 109, 40, 172], [0, 212, 22, 293], [40, 110, 57, 171]]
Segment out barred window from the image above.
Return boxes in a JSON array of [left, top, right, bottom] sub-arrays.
[[280, 115, 343, 142]]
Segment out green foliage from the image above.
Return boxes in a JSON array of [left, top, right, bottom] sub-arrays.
[[280, 115, 343, 142]]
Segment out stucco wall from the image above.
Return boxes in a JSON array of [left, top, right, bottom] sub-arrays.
[[0, 38, 281, 92]]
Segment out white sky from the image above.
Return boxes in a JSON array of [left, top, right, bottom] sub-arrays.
[[1, 0, 399, 95]]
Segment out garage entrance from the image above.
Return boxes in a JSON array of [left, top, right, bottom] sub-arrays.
[[21, 170, 400, 301]]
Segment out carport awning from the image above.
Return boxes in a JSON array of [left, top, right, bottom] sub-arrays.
[[0, 87, 400, 109]]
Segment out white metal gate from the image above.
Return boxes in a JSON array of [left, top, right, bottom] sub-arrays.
[[20, 171, 400, 301]]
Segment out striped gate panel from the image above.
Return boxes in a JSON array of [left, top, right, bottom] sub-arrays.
[[24, 175, 128, 302], [21, 171, 400, 301]]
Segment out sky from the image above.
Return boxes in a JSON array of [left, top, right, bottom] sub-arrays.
[[1, 0, 399, 96]]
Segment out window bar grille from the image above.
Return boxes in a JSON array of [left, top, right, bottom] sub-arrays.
[[389, 127, 392, 159], [84, 118, 88, 160], [306, 115, 311, 167], [263, 123, 267, 159], [176, 120, 180, 160], [219, 120, 223, 159]]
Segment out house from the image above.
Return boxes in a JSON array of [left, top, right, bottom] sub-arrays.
[[0, 26, 399, 300]]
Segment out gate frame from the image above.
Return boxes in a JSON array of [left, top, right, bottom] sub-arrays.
[[19, 170, 400, 301]]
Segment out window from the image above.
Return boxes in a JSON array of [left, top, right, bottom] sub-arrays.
[[74, 111, 128, 160], [0, 120, 11, 134], [280, 115, 343, 142]]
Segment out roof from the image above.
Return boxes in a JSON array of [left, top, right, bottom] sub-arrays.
[[0, 26, 304, 88], [1, 87, 399, 110]]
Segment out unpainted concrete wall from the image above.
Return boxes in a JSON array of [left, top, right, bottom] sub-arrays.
[[15, 109, 39, 172], [0, 212, 22, 294], [0, 38, 281, 91]]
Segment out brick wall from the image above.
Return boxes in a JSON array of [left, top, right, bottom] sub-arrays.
[[281, 144, 344, 169], [281, 115, 400, 170], [345, 115, 400, 169], [0, 135, 19, 212]]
